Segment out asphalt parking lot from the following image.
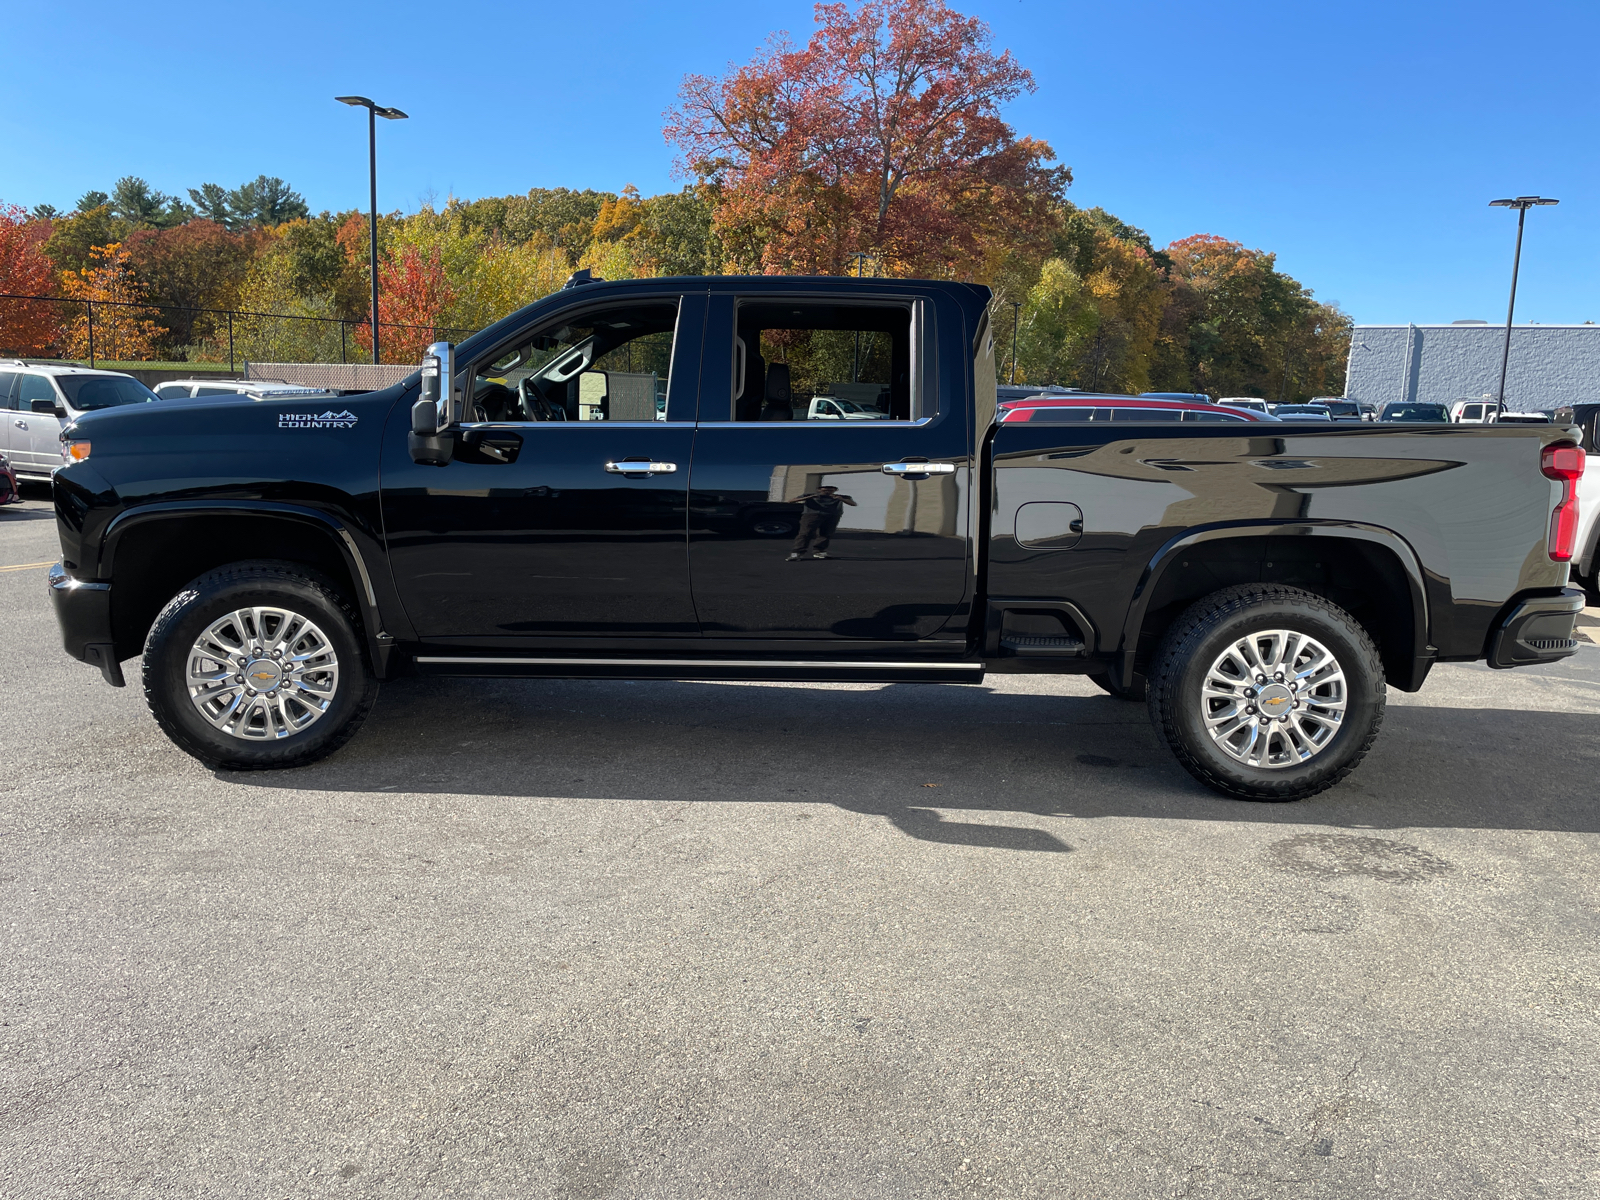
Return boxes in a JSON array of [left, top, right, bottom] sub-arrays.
[[3, 481, 1599, 1199]]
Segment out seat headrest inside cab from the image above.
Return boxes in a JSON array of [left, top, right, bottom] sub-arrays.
[[765, 362, 791, 404]]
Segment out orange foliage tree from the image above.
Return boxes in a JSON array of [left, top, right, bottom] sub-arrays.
[[666, 0, 1068, 277], [59, 243, 166, 362], [353, 245, 458, 364], [0, 203, 60, 354]]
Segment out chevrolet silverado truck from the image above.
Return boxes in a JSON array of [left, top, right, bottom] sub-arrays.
[[47, 274, 1587, 801]]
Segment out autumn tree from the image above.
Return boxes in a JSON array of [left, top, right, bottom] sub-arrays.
[[126, 220, 261, 352], [667, 0, 1067, 277], [0, 204, 60, 355], [1156, 235, 1348, 400], [59, 243, 166, 362], [353, 245, 459, 364]]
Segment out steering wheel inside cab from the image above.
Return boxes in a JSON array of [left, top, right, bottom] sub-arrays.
[[470, 377, 565, 422]]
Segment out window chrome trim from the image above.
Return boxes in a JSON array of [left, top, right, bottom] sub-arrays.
[[455, 420, 697, 430], [692, 417, 935, 429]]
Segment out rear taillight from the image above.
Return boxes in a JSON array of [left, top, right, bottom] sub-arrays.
[[1541, 442, 1585, 561]]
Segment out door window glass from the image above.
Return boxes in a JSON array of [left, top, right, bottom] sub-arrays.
[[19, 374, 57, 408], [730, 301, 918, 422], [0, 372, 17, 409], [470, 300, 681, 423]]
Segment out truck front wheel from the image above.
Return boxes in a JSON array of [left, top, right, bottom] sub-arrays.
[[142, 562, 378, 771], [1146, 585, 1385, 802]]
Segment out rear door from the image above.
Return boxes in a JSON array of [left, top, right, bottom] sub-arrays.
[[686, 289, 973, 641]]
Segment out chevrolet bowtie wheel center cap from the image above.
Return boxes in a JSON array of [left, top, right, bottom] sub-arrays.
[[1256, 684, 1294, 716], [243, 659, 284, 692]]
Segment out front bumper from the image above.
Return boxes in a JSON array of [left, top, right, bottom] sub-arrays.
[[47, 563, 124, 686], [1488, 587, 1587, 670]]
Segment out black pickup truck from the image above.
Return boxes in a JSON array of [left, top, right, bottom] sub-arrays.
[[47, 274, 1587, 801]]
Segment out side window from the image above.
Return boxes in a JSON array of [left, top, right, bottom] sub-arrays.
[[154, 383, 190, 398], [19, 374, 57, 409], [0, 371, 17, 409], [469, 299, 681, 423], [1110, 408, 1182, 422], [730, 300, 921, 422], [195, 385, 234, 396]]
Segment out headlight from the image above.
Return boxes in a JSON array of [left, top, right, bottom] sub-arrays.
[[61, 440, 91, 464]]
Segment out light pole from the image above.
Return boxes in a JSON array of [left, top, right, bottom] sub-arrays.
[[1488, 195, 1558, 412], [336, 96, 408, 365], [1010, 301, 1020, 385]]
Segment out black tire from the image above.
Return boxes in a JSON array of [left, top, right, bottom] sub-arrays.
[[1088, 670, 1145, 702], [142, 562, 378, 771], [1146, 584, 1384, 802]]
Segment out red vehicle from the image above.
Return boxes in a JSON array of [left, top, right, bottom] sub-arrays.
[[998, 394, 1271, 423], [0, 453, 19, 506]]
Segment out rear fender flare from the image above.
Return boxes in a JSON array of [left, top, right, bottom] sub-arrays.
[[1117, 519, 1431, 690]]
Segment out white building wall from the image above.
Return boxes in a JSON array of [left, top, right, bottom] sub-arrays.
[[1345, 324, 1600, 412]]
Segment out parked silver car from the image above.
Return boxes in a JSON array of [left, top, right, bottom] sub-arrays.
[[153, 379, 337, 401], [0, 362, 159, 480]]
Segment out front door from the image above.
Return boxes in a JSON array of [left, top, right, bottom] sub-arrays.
[[687, 293, 972, 641], [381, 293, 706, 641], [13, 373, 62, 473]]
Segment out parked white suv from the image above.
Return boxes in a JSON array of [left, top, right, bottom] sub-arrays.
[[0, 362, 159, 480]]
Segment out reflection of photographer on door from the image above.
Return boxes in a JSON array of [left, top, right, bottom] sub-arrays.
[[786, 486, 856, 560]]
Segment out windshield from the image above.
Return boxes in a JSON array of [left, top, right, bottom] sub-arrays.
[[57, 374, 160, 411], [1383, 404, 1448, 422], [1322, 401, 1359, 416]]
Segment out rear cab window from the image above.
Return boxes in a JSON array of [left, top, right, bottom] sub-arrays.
[[723, 299, 929, 423]]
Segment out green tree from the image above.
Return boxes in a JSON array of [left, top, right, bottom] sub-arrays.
[[44, 204, 131, 274], [111, 176, 192, 229]]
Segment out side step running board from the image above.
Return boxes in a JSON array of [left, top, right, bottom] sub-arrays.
[[413, 656, 986, 684]]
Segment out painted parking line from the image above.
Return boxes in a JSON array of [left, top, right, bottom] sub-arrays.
[[0, 561, 55, 573]]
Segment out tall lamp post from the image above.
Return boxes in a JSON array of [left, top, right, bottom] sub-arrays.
[[335, 96, 408, 365], [1010, 301, 1020, 385], [1488, 195, 1558, 413]]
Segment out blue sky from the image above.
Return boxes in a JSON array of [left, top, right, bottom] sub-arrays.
[[4, 0, 1595, 324]]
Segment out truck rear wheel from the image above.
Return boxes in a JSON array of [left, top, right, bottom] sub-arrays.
[[142, 562, 377, 771], [1146, 585, 1384, 802]]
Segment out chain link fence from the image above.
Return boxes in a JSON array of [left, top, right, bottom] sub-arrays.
[[0, 292, 478, 370], [244, 362, 417, 390]]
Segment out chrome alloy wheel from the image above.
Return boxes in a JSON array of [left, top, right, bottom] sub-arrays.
[[1200, 628, 1347, 769], [185, 607, 340, 740]]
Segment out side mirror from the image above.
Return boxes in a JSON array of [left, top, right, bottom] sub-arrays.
[[409, 341, 455, 465], [30, 398, 56, 415]]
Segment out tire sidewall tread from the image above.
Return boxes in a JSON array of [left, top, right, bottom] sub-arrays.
[[142, 561, 377, 771], [1146, 584, 1385, 802]]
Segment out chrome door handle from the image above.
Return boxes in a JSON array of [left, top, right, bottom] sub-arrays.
[[882, 461, 955, 475], [604, 460, 677, 475], [14, 420, 26, 429]]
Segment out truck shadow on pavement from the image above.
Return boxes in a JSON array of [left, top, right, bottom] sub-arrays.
[[226, 676, 1600, 846]]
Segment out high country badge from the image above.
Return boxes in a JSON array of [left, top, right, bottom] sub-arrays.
[[279, 410, 359, 429]]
